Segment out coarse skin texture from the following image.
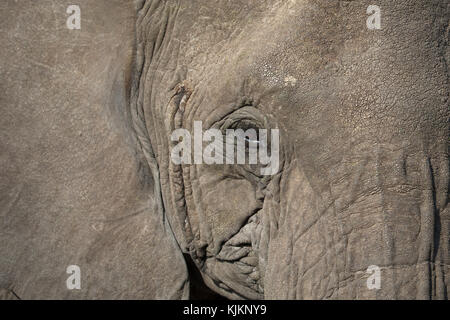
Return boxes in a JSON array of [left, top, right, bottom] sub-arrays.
[[0, 0, 449, 299]]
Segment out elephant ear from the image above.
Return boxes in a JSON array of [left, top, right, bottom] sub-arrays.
[[0, 0, 188, 299]]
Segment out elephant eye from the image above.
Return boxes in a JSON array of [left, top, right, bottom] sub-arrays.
[[217, 107, 277, 178], [229, 119, 259, 131], [227, 119, 262, 148]]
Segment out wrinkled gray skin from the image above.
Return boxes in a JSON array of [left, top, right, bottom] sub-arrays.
[[0, 0, 448, 299]]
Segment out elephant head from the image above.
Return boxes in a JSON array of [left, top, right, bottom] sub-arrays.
[[0, 0, 448, 299]]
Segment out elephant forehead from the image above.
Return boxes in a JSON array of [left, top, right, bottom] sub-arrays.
[[182, 0, 447, 141]]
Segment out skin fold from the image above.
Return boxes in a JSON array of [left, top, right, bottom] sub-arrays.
[[0, 0, 448, 299]]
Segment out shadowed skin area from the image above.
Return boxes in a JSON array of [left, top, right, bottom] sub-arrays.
[[0, 0, 448, 299]]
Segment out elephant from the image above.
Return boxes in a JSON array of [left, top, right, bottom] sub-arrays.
[[0, 0, 448, 300]]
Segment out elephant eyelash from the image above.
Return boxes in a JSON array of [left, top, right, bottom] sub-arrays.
[[245, 136, 261, 144]]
